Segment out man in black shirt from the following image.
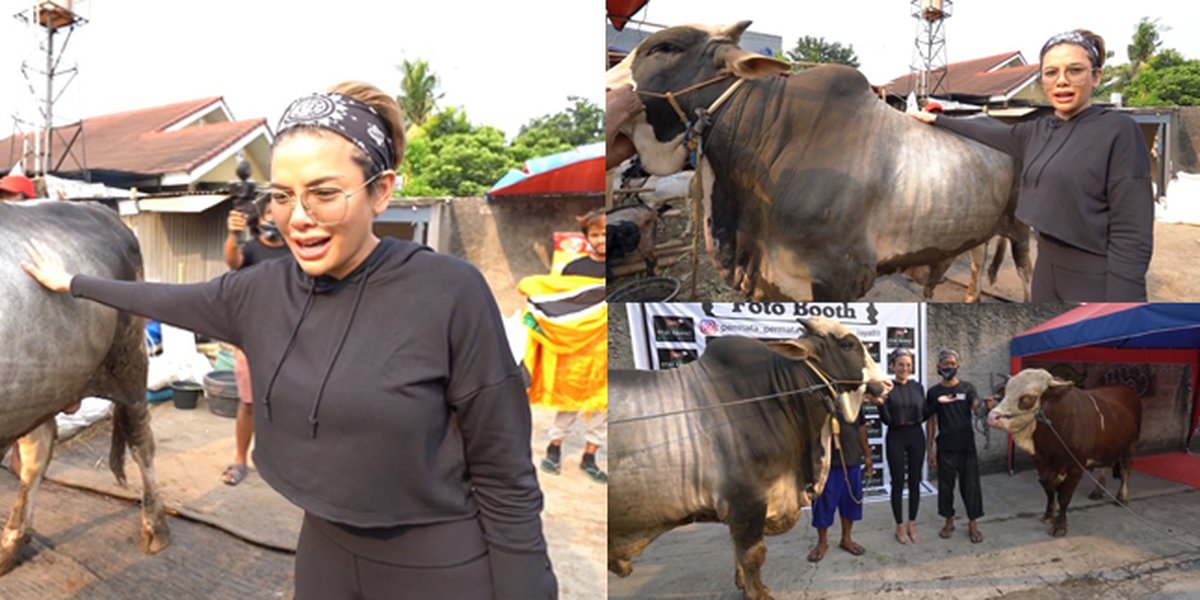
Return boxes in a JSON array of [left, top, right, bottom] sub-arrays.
[[926, 349, 985, 543], [561, 208, 605, 279]]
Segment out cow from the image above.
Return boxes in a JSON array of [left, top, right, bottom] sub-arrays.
[[607, 21, 1032, 301], [987, 368, 1142, 537], [0, 200, 170, 575], [608, 318, 889, 600]]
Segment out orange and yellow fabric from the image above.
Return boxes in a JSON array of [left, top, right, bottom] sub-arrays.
[[519, 273, 606, 412]]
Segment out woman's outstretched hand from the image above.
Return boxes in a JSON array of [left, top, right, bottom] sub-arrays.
[[20, 240, 74, 293], [908, 110, 938, 124]]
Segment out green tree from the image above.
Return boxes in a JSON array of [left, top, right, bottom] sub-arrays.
[[401, 107, 516, 197], [396, 58, 443, 129], [509, 96, 603, 163], [786, 36, 859, 69], [1125, 50, 1200, 107]]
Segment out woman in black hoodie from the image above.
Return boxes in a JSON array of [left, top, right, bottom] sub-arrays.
[[22, 82, 557, 600], [911, 29, 1153, 302]]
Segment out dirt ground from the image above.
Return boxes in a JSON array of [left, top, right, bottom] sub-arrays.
[[608, 469, 1200, 599], [0, 399, 606, 599], [611, 209, 1200, 303]]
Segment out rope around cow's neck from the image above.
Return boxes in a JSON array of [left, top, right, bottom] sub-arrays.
[[609, 357, 856, 426]]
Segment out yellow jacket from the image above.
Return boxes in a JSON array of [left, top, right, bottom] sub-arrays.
[[519, 274, 607, 412]]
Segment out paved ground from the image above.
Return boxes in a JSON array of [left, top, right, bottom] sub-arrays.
[[0, 399, 606, 598], [608, 468, 1200, 599]]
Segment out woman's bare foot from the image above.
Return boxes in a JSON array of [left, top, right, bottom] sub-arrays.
[[907, 521, 920, 543], [895, 525, 911, 545]]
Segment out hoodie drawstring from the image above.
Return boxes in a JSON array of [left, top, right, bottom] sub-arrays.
[[260, 285, 316, 421], [307, 269, 372, 438], [1028, 110, 1089, 189]]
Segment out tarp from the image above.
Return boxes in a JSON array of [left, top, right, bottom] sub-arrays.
[[1011, 303, 1200, 356], [607, 0, 649, 31], [486, 142, 605, 199]]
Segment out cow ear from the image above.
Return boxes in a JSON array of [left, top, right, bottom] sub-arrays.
[[765, 339, 813, 362], [728, 52, 792, 80], [1048, 377, 1075, 391]]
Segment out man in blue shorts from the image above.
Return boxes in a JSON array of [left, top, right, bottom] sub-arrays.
[[808, 408, 873, 562]]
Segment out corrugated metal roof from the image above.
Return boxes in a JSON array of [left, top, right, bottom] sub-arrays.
[[888, 51, 1039, 98]]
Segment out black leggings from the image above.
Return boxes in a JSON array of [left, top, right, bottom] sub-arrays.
[[294, 513, 492, 600], [886, 425, 925, 524]]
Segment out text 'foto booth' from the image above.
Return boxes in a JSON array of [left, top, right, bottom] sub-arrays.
[[1009, 303, 1200, 473], [625, 302, 933, 496]]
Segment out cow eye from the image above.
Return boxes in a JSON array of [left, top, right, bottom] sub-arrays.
[[649, 42, 682, 55], [839, 339, 855, 351], [1018, 394, 1037, 410]]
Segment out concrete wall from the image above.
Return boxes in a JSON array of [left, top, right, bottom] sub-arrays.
[[445, 196, 602, 315], [610, 303, 634, 370], [1176, 106, 1200, 173], [925, 303, 1076, 474]]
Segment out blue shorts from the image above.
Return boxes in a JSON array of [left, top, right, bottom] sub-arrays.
[[811, 465, 863, 529]]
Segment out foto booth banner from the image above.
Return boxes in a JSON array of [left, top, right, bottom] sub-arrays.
[[624, 302, 931, 494]]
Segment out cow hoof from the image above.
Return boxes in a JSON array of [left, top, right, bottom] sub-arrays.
[[744, 586, 775, 600], [1049, 525, 1068, 537], [1041, 514, 1055, 524], [141, 523, 171, 554], [1088, 489, 1104, 500], [0, 548, 18, 576], [608, 558, 633, 577]]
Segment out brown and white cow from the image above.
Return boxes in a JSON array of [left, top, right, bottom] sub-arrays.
[[987, 368, 1141, 537], [609, 318, 889, 600]]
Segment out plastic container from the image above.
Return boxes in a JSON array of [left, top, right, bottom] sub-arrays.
[[608, 276, 681, 302], [203, 370, 240, 418], [171, 381, 203, 409]]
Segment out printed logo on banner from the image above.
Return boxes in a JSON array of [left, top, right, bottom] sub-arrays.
[[698, 319, 719, 335], [702, 302, 880, 325]]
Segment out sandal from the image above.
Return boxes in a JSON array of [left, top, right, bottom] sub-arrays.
[[895, 532, 912, 545], [969, 529, 984, 544], [221, 463, 248, 486], [807, 543, 828, 562], [939, 523, 956, 539], [839, 541, 865, 556]]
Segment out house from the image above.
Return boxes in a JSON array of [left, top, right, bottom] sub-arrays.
[[886, 51, 1040, 110], [0, 97, 273, 283]]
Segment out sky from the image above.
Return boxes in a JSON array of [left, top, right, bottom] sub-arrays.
[[0, 0, 603, 144], [605, 1, 1200, 86]]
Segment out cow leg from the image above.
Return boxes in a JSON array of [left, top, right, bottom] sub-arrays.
[[1087, 468, 1108, 500], [1116, 454, 1133, 505], [113, 401, 170, 554], [965, 245, 986, 303], [0, 420, 55, 575], [728, 498, 772, 600], [1050, 469, 1083, 537], [1039, 477, 1058, 524]]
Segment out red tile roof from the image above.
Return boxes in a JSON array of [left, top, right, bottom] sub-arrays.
[[0, 97, 267, 176], [889, 51, 1039, 98]]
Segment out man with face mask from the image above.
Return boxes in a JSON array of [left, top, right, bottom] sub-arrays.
[[926, 348, 985, 543], [220, 204, 291, 486]]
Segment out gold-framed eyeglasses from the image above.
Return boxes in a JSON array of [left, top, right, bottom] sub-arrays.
[[1040, 64, 1097, 84], [259, 171, 386, 227]]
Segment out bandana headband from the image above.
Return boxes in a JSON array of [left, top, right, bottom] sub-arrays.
[[1040, 31, 1101, 69], [276, 92, 396, 176]]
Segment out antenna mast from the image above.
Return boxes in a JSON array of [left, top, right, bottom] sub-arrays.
[[910, 0, 952, 104]]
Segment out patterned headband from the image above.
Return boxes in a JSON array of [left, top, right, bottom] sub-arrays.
[[1040, 31, 1101, 68], [276, 92, 396, 175]]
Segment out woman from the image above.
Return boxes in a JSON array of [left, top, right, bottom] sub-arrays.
[[877, 348, 929, 545], [911, 29, 1153, 301], [22, 82, 557, 599]]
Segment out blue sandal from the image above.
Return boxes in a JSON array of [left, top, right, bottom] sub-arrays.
[[221, 463, 248, 486]]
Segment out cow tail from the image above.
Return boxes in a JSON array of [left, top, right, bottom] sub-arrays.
[[987, 238, 1007, 286], [109, 402, 130, 487]]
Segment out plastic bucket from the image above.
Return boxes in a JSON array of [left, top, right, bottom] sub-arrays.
[[171, 381, 202, 410], [203, 370, 240, 418], [608, 276, 681, 303]]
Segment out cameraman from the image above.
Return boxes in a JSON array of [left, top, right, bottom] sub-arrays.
[[220, 203, 289, 486]]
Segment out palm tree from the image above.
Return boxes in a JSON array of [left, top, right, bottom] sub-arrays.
[[1127, 17, 1168, 79], [396, 58, 443, 129]]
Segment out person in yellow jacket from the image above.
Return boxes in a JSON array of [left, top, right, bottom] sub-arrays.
[[520, 209, 607, 483]]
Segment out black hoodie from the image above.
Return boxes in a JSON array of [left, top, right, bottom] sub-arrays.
[[934, 106, 1153, 300], [71, 238, 556, 598]]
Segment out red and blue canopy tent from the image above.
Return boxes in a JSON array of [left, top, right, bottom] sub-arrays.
[[1011, 303, 1200, 443], [486, 142, 605, 200]]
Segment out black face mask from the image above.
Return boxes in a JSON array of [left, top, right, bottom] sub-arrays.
[[938, 367, 958, 381], [259, 222, 282, 243]]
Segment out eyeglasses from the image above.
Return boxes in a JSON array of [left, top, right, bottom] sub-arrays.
[[1041, 64, 1097, 84], [259, 171, 385, 227]]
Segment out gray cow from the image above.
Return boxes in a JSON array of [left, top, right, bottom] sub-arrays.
[[608, 318, 888, 600], [608, 21, 1032, 301], [0, 201, 169, 574]]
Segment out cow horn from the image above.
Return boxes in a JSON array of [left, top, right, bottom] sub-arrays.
[[722, 20, 753, 44]]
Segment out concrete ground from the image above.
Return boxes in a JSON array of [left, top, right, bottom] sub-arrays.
[[608, 468, 1200, 599], [0, 398, 606, 599]]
